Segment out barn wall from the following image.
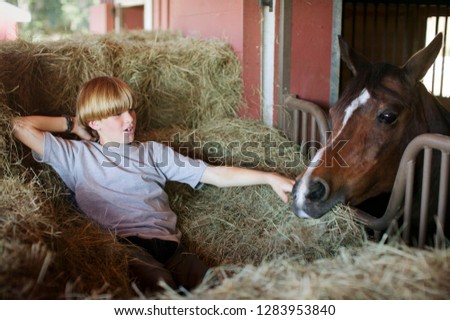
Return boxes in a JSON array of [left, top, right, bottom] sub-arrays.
[[122, 6, 145, 30], [89, 3, 115, 34], [152, 0, 170, 30], [154, 0, 262, 119], [289, 0, 334, 109], [96, 0, 337, 122], [242, 1, 263, 119]]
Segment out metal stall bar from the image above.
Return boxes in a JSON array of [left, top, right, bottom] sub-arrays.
[[419, 146, 433, 247], [437, 151, 449, 246], [283, 95, 330, 158], [354, 133, 450, 248]]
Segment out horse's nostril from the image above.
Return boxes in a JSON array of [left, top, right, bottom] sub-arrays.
[[306, 178, 329, 202]]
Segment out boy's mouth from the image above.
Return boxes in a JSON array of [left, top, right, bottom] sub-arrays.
[[124, 126, 134, 133]]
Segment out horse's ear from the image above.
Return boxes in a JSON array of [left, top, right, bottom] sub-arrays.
[[338, 35, 370, 76], [402, 33, 443, 85]]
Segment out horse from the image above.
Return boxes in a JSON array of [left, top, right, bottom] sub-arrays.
[[292, 33, 450, 245]]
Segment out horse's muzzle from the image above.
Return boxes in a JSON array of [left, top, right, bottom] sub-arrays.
[[292, 177, 342, 219]]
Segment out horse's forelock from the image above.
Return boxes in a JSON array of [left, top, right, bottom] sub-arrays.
[[336, 63, 411, 113]]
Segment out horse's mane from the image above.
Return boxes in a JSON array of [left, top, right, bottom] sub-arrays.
[[416, 82, 450, 135]]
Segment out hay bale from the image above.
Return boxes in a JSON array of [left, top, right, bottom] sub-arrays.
[[96, 29, 184, 44], [159, 243, 450, 299], [0, 86, 28, 178], [0, 172, 133, 299], [0, 39, 113, 116], [170, 185, 365, 266], [116, 36, 243, 130], [0, 31, 244, 130], [0, 88, 12, 167]]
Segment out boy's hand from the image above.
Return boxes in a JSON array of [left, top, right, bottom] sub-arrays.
[[266, 173, 295, 203], [72, 118, 94, 141]]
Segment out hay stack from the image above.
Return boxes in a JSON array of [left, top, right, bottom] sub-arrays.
[[0, 39, 113, 116], [0, 31, 243, 130], [159, 243, 450, 299], [116, 37, 243, 130], [0, 173, 133, 299]]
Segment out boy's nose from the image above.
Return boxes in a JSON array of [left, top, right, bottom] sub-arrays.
[[123, 110, 134, 122]]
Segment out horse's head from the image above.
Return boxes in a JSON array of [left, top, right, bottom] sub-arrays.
[[293, 33, 444, 219]]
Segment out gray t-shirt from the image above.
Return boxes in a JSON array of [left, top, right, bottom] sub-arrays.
[[33, 132, 207, 242]]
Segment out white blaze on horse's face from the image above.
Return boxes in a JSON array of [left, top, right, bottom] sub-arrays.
[[295, 148, 325, 219], [336, 88, 371, 138], [294, 88, 371, 219]]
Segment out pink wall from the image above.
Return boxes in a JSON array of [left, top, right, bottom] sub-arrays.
[[241, 1, 262, 119], [0, 19, 18, 40], [89, 3, 114, 34], [153, 0, 170, 30], [154, 0, 261, 119], [290, 0, 333, 108], [166, 0, 244, 58]]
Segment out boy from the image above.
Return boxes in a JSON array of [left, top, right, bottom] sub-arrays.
[[12, 76, 294, 294]]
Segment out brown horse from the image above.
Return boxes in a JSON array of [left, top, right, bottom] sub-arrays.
[[292, 33, 450, 242]]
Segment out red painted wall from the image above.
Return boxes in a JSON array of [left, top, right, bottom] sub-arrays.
[[154, 0, 261, 119], [89, 3, 114, 34], [168, 0, 244, 55], [123, 6, 144, 30], [289, 0, 333, 109], [153, 0, 170, 30], [241, 1, 262, 119]]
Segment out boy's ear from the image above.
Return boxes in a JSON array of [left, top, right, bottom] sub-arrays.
[[88, 120, 100, 131]]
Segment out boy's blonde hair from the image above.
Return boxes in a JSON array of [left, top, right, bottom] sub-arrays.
[[76, 76, 135, 138]]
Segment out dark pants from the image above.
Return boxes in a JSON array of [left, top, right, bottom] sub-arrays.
[[123, 237, 209, 293]]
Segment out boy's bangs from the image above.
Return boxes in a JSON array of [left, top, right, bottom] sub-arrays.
[[92, 89, 134, 120]]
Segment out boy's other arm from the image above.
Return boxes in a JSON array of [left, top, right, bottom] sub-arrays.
[[11, 116, 92, 156], [201, 166, 295, 203]]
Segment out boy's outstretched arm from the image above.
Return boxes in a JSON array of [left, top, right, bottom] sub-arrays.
[[11, 116, 92, 156], [201, 166, 295, 203]]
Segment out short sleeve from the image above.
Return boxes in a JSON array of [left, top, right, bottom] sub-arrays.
[[32, 132, 78, 191], [149, 142, 207, 189]]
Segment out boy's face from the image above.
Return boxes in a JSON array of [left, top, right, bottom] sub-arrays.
[[89, 110, 136, 145]]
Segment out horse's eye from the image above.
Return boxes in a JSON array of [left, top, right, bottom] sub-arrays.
[[377, 110, 398, 125]]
